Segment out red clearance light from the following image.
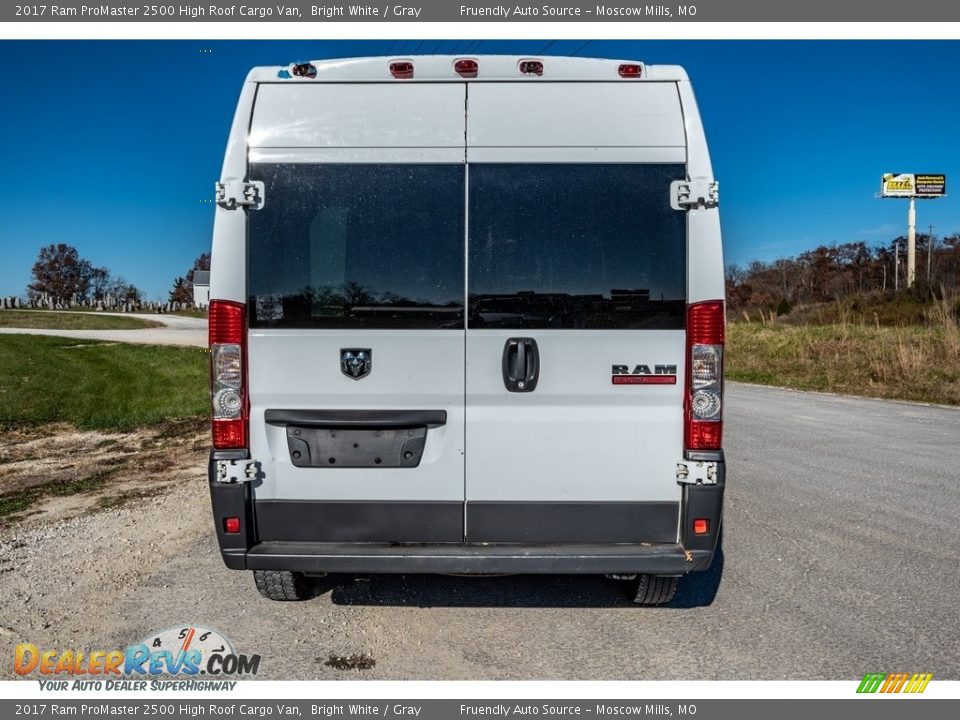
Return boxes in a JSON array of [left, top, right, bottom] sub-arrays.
[[519, 60, 543, 76], [693, 518, 709, 535], [291, 63, 317, 79], [224, 517, 241, 534], [390, 61, 414, 79], [618, 63, 643, 78], [454, 58, 478, 78]]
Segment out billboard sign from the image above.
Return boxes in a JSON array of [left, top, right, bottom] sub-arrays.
[[881, 173, 946, 198]]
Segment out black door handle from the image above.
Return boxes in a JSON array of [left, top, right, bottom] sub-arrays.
[[502, 338, 539, 392]]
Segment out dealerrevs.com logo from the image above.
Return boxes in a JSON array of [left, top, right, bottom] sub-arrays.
[[15, 625, 260, 690]]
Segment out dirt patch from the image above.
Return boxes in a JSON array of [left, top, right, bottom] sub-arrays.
[[0, 418, 208, 527]]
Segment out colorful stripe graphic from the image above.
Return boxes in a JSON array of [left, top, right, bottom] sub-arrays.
[[857, 672, 933, 694]]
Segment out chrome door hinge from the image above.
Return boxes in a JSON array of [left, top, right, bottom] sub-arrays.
[[215, 459, 261, 484], [676, 461, 719, 485], [671, 179, 719, 210], [215, 179, 265, 210]]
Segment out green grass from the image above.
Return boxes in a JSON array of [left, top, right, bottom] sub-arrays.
[[728, 321, 960, 405], [0, 471, 116, 519], [0, 310, 161, 330], [0, 335, 209, 430]]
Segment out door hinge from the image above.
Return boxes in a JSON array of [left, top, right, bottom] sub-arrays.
[[671, 179, 719, 210], [215, 458, 261, 483], [676, 461, 719, 485], [215, 179, 265, 210]]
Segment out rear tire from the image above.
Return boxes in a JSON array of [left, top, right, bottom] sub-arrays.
[[626, 574, 679, 606], [253, 570, 312, 601]]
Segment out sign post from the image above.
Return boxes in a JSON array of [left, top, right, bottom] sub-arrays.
[[879, 173, 947, 288]]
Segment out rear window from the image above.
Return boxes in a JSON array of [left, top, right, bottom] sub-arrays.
[[247, 164, 465, 329], [468, 164, 686, 329]]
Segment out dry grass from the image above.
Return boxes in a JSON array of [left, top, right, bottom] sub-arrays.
[[728, 301, 960, 405]]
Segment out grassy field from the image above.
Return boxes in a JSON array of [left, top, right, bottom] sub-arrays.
[[0, 310, 161, 330], [0, 335, 208, 430], [727, 320, 960, 405]]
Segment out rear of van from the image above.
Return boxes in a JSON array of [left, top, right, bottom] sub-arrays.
[[208, 56, 725, 605]]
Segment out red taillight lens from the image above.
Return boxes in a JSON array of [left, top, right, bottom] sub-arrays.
[[519, 60, 543, 76], [209, 299, 244, 346], [454, 58, 478, 78], [618, 63, 643, 78], [224, 517, 241, 534], [692, 518, 709, 535], [210, 300, 248, 450], [685, 300, 725, 451], [390, 61, 414, 79]]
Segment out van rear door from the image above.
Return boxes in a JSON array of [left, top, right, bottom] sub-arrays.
[[464, 83, 688, 543], [245, 83, 467, 544]]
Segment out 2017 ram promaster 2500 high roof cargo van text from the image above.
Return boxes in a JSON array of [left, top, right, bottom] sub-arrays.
[[207, 55, 726, 606]]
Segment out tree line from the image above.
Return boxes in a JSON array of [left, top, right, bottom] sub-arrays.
[[726, 234, 960, 312], [25, 243, 210, 308]]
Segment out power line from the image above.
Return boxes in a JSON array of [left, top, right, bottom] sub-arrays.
[[569, 40, 592, 56]]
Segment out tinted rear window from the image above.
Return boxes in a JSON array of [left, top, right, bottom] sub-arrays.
[[247, 164, 465, 329], [468, 164, 686, 329]]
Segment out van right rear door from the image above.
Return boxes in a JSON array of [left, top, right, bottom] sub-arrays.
[[463, 82, 689, 544]]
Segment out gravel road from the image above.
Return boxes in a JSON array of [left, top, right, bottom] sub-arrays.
[[0, 313, 206, 347], [1, 383, 958, 680]]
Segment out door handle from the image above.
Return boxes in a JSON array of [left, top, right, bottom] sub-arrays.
[[502, 337, 539, 392]]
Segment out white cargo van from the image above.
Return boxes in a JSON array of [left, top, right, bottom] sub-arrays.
[[208, 55, 725, 605]]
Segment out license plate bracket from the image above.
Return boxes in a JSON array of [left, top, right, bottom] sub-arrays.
[[285, 426, 427, 468]]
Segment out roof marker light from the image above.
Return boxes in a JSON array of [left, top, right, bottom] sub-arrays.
[[291, 63, 317, 79], [454, 58, 479, 78], [390, 61, 414, 79], [618, 64, 643, 78], [519, 60, 543, 76]]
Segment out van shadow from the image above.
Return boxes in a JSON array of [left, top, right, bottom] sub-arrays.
[[315, 543, 723, 610]]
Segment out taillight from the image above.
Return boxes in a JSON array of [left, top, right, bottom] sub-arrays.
[[209, 300, 247, 449], [389, 61, 414, 79], [618, 63, 643, 78], [685, 300, 725, 451], [454, 58, 478, 78]]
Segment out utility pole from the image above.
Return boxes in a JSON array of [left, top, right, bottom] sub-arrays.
[[907, 197, 916, 287], [894, 238, 900, 292], [928, 224, 935, 285]]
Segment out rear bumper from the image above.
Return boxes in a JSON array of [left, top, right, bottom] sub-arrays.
[[208, 453, 725, 575]]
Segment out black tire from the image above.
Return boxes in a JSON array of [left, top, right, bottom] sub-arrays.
[[253, 570, 312, 601], [626, 574, 679, 606]]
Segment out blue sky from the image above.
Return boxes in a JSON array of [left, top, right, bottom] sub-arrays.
[[0, 40, 958, 301]]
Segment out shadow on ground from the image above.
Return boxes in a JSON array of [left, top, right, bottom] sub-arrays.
[[313, 543, 724, 610]]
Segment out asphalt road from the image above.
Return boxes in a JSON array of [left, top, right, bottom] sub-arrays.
[[2, 383, 958, 680]]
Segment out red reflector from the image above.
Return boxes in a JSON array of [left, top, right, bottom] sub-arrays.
[[390, 61, 414, 79], [612, 375, 677, 385], [618, 63, 643, 78], [209, 300, 245, 345], [687, 301, 725, 345], [688, 420, 722, 450], [693, 518, 709, 535], [224, 517, 241, 534], [213, 418, 247, 449], [454, 58, 478, 78], [519, 60, 543, 76]]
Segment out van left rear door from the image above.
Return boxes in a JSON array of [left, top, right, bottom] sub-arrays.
[[244, 83, 467, 544]]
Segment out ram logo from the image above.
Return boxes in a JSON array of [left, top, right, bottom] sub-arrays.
[[611, 364, 678, 385]]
